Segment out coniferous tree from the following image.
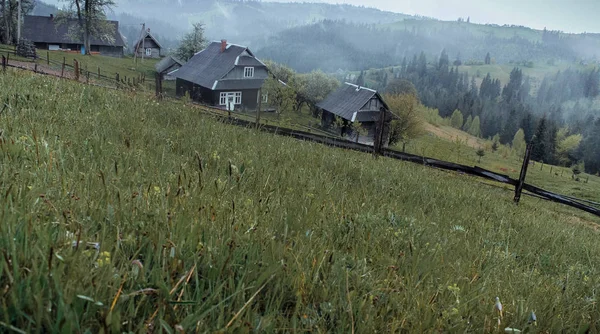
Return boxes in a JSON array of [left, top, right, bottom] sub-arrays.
[[469, 116, 481, 137], [356, 70, 365, 87], [531, 117, 547, 162]]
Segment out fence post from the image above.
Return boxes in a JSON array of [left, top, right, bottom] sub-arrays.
[[373, 107, 386, 156], [74, 60, 79, 81], [34, 63, 38, 73], [116, 73, 120, 87], [514, 142, 533, 204], [97, 66, 100, 79], [1, 55, 5, 73], [46, 51, 50, 65], [155, 72, 163, 100], [256, 88, 262, 129]]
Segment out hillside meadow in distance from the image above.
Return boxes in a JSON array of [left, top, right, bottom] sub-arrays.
[[2, 0, 600, 332]]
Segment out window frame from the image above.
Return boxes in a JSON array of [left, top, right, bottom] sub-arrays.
[[244, 67, 255, 78], [145, 48, 152, 56], [220, 92, 243, 106]]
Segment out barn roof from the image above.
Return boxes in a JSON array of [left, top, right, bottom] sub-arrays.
[[173, 41, 266, 90], [155, 55, 184, 74], [22, 15, 125, 47], [134, 30, 162, 50], [317, 83, 389, 122]]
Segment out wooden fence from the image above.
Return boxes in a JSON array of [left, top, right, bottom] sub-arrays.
[[0, 47, 147, 89], [193, 109, 600, 218]]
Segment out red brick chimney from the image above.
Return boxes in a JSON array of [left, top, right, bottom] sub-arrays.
[[221, 39, 227, 53]]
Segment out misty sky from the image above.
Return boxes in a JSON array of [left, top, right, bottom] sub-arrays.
[[301, 0, 600, 33]]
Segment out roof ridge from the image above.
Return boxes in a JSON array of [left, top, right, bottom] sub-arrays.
[[344, 82, 377, 92]]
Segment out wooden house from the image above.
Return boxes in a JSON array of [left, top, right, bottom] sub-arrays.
[[134, 29, 162, 59], [22, 15, 125, 57], [155, 55, 184, 81], [174, 40, 268, 111], [317, 83, 393, 146]]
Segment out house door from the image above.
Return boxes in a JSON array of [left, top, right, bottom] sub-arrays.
[[227, 96, 235, 111]]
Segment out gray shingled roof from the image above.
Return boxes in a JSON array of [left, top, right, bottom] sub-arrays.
[[134, 30, 162, 50], [22, 15, 125, 47], [317, 83, 389, 122], [174, 41, 263, 89], [155, 55, 184, 74]]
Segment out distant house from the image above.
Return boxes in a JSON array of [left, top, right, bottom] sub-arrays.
[[155, 55, 184, 81], [174, 40, 268, 111], [317, 82, 393, 145], [22, 15, 125, 57], [134, 29, 162, 59]]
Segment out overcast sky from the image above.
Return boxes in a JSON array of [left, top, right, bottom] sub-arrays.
[[310, 0, 600, 33]]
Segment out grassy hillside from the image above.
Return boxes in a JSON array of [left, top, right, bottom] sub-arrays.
[[2, 69, 600, 332], [407, 123, 600, 202], [1, 44, 159, 88]]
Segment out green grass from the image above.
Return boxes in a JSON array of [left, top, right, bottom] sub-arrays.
[[40, 50, 159, 82], [402, 125, 600, 202], [2, 69, 600, 332], [1, 44, 158, 86]]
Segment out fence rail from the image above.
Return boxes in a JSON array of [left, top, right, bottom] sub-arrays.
[[1, 48, 147, 89]]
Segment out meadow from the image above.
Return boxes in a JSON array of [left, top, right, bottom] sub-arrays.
[[1, 69, 600, 332], [1, 44, 159, 88]]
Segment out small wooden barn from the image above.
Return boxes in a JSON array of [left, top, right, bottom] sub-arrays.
[[155, 55, 184, 80], [317, 82, 393, 146], [134, 29, 162, 59]]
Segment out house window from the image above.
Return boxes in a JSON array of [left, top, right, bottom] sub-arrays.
[[145, 48, 152, 56], [244, 67, 254, 78], [262, 92, 268, 103], [220, 92, 242, 106]]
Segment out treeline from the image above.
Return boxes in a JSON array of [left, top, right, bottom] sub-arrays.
[[361, 50, 600, 174], [257, 20, 598, 73]]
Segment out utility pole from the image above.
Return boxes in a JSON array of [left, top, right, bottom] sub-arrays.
[[134, 23, 145, 64], [141, 24, 146, 62], [17, 0, 22, 42]]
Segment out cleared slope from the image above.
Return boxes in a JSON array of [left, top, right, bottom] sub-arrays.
[[1, 70, 600, 332]]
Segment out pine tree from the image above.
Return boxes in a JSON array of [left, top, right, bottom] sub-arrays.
[[531, 117, 547, 161], [463, 115, 473, 131], [469, 116, 481, 137], [356, 70, 365, 87], [450, 109, 464, 129], [512, 128, 526, 156], [485, 52, 491, 65]]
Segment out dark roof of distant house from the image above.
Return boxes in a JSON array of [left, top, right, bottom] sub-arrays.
[[22, 15, 125, 47], [135, 30, 162, 50], [155, 55, 184, 73], [317, 83, 389, 122], [174, 41, 266, 89]]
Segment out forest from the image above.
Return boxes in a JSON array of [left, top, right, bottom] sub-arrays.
[[256, 20, 599, 73], [354, 50, 600, 174]]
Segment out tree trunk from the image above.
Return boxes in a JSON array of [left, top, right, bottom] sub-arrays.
[[84, 0, 91, 54], [2, 0, 11, 44], [74, 0, 89, 55]]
